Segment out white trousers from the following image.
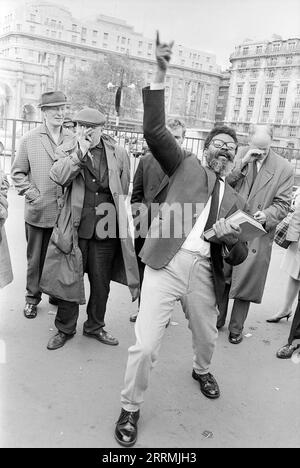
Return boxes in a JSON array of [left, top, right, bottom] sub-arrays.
[[121, 249, 219, 412]]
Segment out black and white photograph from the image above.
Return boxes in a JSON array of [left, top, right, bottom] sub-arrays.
[[0, 0, 299, 451]]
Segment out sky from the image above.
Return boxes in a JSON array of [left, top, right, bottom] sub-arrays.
[[1, 0, 300, 69]]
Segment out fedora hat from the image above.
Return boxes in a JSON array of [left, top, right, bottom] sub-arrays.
[[73, 108, 106, 126], [38, 91, 69, 108]]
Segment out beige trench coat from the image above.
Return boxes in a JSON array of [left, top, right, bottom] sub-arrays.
[[227, 147, 294, 303]]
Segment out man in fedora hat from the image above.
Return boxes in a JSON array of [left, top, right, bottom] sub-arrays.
[[40, 107, 139, 350], [11, 90, 71, 319]]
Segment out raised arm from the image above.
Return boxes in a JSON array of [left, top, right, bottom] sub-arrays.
[[143, 32, 184, 177]]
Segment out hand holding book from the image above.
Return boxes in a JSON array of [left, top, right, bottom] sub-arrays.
[[212, 218, 242, 246], [204, 209, 267, 244]]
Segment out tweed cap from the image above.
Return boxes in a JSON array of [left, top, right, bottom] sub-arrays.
[[73, 108, 106, 126], [38, 91, 69, 108]]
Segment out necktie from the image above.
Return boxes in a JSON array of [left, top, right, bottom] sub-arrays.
[[204, 177, 221, 232], [249, 161, 258, 192]]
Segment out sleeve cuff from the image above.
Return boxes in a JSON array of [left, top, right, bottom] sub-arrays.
[[150, 83, 165, 90]]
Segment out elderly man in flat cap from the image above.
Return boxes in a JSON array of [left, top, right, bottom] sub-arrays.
[[40, 107, 139, 350], [11, 91, 71, 319]]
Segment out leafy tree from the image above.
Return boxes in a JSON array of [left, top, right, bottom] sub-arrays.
[[65, 54, 144, 122]]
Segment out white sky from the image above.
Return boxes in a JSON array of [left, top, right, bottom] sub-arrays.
[[1, 0, 300, 69]]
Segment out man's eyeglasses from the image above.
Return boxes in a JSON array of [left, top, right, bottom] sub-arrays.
[[211, 139, 237, 152]]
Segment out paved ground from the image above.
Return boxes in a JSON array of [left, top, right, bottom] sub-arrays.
[[0, 188, 299, 448]]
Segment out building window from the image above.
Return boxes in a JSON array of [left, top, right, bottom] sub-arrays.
[[273, 43, 281, 52], [138, 41, 143, 48], [51, 20, 56, 28], [256, 45, 263, 54], [254, 58, 260, 67], [288, 41, 297, 50], [240, 61, 247, 68], [81, 38, 86, 44], [291, 112, 299, 124], [248, 98, 254, 107], [243, 47, 249, 55], [286, 56, 293, 65], [237, 84, 243, 94], [148, 43, 153, 51], [294, 100, 300, 108], [72, 35, 77, 43], [30, 25, 35, 33], [264, 98, 271, 108], [81, 27, 87, 36], [265, 83, 273, 95], [51, 30, 56, 38], [279, 98, 286, 108], [246, 110, 252, 121], [269, 57, 277, 66], [25, 84, 35, 95], [297, 84, 300, 95], [249, 84, 256, 94], [30, 14, 36, 22], [289, 127, 296, 137], [104, 33, 109, 41], [267, 69, 275, 78], [93, 30, 98, 37], [92, 41, 97, 46], [235, 97, 241, 107], [72, 24, 77, 32], [280, 82, 288, 94], [261, 111, 269, 123], [233, 110, 239, 120]]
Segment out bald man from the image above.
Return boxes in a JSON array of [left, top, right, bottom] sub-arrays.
[[217, 124, 294, 343]]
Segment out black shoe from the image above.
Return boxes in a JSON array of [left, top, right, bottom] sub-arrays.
[[192, 370, 220, 399], [83, 328, 119, 346], [115, 408, 140, 447], [130, 312, 138, 323], [276, 343, 300, 359], [49, 296, 59, 306], [229, 332, 243, 344], [47, 331, 74, 350], [23, 303, 37, 319]]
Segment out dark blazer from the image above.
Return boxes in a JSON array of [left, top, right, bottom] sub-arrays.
[[131, 151, 169, 233], [131, 151, 168, 206], [140, 87, 248, 306]]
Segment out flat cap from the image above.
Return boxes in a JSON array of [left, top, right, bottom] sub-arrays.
[[73, 108, 106, 126]]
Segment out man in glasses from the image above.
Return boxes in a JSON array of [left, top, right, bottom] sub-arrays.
[[217, 124, 294, 344], [40, 107, 139, 350], [114, 33, 249, 447]]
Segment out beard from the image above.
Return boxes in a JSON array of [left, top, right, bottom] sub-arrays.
[[208, 151, 234, 177]]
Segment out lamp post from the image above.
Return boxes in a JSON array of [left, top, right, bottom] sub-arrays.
[[107, 73, 136, 130]]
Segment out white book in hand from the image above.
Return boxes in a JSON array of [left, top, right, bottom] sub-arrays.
[[204, 209, 267, 243]]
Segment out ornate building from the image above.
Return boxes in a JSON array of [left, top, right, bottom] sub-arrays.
[[0, 1, 222, 129], [225, 36, 300, 149]]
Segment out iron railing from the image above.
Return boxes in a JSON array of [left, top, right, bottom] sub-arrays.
[[0, 118, 299, 180]]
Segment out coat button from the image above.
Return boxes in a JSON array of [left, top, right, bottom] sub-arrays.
[[252, 249, 256, 253], [258, 204, 262, 209], [92, 179, 96, 183], [96, 192, 99, 196]]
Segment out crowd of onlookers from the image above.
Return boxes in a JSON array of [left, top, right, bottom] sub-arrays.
[[0, 34, 299, 447]]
